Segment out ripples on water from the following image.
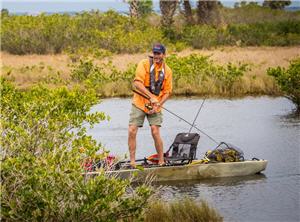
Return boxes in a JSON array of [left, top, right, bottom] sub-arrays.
[[89, 97, 300, 222]]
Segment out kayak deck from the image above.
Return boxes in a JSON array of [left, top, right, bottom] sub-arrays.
[[87, 159, 268, 182]]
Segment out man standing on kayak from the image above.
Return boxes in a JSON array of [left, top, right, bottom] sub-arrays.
[[128, 43, 173, 167]]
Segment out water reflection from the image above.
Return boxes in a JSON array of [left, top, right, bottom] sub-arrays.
[[155, 173, 267, 188], [278, 110, 300, 128], [155, 174, 267, 200]]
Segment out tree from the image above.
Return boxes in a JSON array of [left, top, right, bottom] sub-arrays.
[[159, 0, 179, 27], [138, 0, 153, 16], [234, 1, 259, 8], [182, 0, 195, 25], [129, 0, 139, 18], [128, 0, 153, 18], [263, 0, 291, 9], [267, 58, 300, 113], [1, 8, 9, 18], [196, 0, 224, 27]]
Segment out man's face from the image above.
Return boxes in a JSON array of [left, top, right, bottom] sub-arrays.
[[153, 51, 165, 64]]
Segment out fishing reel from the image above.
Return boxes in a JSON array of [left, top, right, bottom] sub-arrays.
[[145, 102, 160, 111], [145, 103, 153, 110]]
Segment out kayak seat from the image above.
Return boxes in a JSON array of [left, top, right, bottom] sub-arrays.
[[165, 133, 200, 164]]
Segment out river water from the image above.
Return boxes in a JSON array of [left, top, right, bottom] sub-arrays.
[[89, 97, 300, 222]]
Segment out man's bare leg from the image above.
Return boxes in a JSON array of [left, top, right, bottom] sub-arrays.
[[128, 125, 138, 167], [150, 125, 164, 165]]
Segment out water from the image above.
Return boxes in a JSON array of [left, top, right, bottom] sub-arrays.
[[89, 97, 300, 222]]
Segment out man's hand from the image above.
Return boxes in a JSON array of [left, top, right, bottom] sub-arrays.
[[148, 102, 160, 114], [149, 97, 159, 104], [148, 97, 159, 114]]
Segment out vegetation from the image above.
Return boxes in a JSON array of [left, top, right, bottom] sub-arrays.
[[128, 0, 153, 18], [0, 78, 223, 221], [1, 6, 299, 55], [2, 2, 297, 220], [159, 0, 178, 27], [144, 198, 223, 222], [167, 54, 249, 96], [267, 58, 300, 112], [1, 11, 164, 55], [262, 0, 291, 10], [67, 54, 251, 97], [0, 78, 152, 221], [3, 50, 287, 97]]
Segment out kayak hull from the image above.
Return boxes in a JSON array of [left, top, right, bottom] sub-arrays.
[[87, 160, 268, 182]]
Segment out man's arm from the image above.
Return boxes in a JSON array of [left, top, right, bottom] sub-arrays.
[[159, 93, 171, 106], [133, 80, 159, 104]]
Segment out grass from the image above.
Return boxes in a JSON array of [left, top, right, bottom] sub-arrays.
[[1, 46, 299, 97], [144, 198, 223, 222]]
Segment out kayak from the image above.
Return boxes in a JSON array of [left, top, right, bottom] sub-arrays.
[[86, 159, 268, 182]]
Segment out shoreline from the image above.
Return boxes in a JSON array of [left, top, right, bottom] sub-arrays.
[[1, 46, 299, 98]]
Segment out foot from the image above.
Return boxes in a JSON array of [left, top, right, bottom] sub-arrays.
[[158, 161, 165, 166], [130, 162, 136, 168]]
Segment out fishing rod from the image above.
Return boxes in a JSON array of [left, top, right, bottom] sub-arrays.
[[188, 77, 218, 133], [188, 98, 206, 133], [132, 89, 219, 145]]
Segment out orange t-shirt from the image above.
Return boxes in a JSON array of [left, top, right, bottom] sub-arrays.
[[132, 58, 172, 113]]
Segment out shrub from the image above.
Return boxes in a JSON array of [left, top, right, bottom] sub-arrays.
[[228, 21, 300, 46], [181, 25, 220, 49], [68, 54, 248, 97], [1, 8, 300, 55], [71, 59, 107, 82], [0, 11, 166, 55], [267, 58, 300, 112], [166, 54, 248, 96], [0, 78, 152, 221], [144, 198, 223, 222], [1, 13, 72, 54], [222, 4, 300, 24]]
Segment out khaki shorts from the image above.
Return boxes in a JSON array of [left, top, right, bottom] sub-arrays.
[[129, 105, 163, 127]]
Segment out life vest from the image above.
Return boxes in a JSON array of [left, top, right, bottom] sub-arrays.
[[148, 57, 165, 96]]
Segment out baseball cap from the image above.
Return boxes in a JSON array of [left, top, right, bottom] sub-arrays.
[[152, 43, 166, 54]]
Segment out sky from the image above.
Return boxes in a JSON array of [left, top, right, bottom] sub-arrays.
[[1, 0, 299, 14]]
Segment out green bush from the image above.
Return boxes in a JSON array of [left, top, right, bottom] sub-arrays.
[[222, 4, 300, 24], [1, 13, 72, 54], [166, 54, 248, 95], [1, 8, 300, 55], [144, 198, 223, 222], [68, 55, 248, 97], [70, 57, 136, 97], [1, 11, 166, 55], [71, 59, 107, 82], [267, 58, 300, 112], [0, 78, 152, 221], [228, 21, 300, 46], [181, 25, 221, 49]]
